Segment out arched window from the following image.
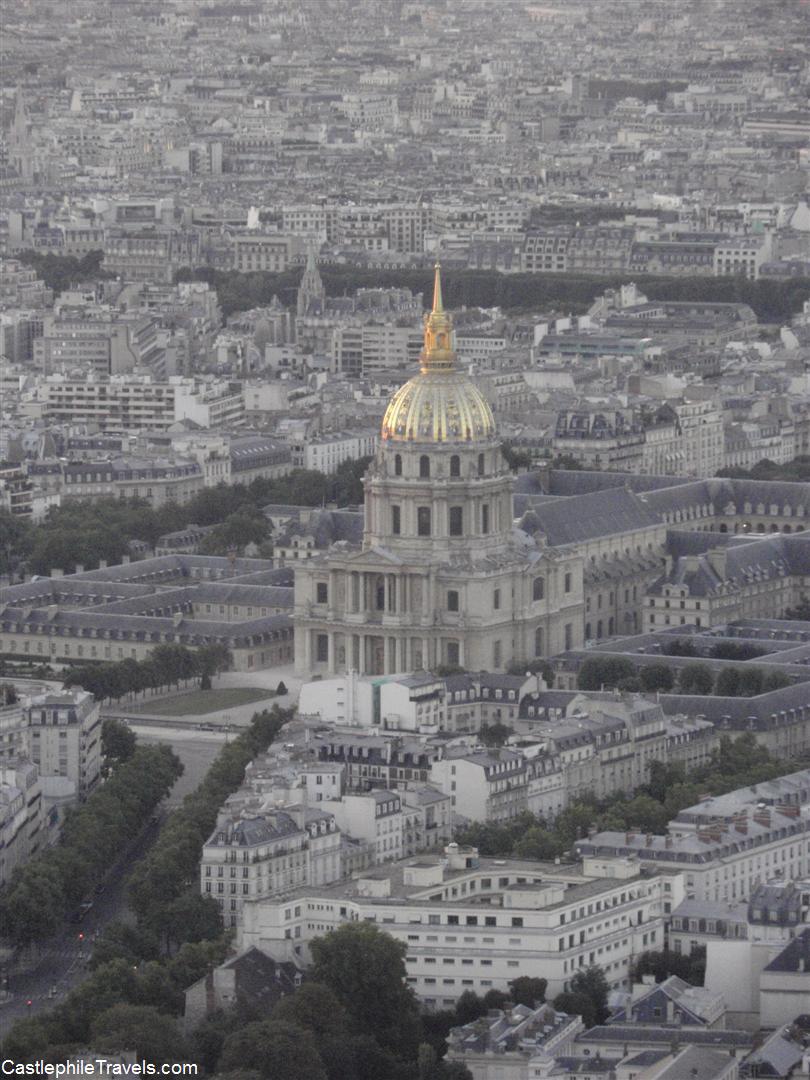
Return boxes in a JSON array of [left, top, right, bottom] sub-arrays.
[[394, 454, 402, 476], [534, 627, 543, 657], [533, 577, 545, 601], [450, 454, 460, 477], [419, 455, 430, 478], [477, 453, 485, 476]]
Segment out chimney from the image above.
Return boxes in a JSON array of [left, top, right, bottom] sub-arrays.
[[74, 563, 84, 574], [645, 833, 653, 848], [625, 831, 636, 845], [173, 610, 183, 627], [776, 802, 799, 818], [51, 568, 64, 578], [665, 836, 673, 849], [122, 554, 131, 565]]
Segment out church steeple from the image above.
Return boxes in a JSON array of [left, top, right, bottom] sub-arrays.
[[296, 245, 326, 317]]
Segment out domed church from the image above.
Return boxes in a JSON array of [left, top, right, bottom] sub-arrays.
[[294, 267, 583, 676]]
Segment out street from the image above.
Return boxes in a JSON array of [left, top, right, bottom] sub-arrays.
[[0, 728, 224, 1036]]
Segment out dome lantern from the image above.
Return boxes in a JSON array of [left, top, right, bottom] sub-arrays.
[[380, 264, 496, 444]]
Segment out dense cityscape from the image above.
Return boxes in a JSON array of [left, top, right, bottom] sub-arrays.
[[0, 0, 809, 1076]]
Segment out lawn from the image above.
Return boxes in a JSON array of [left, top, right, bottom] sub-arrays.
[[131, 687, 275, 717]]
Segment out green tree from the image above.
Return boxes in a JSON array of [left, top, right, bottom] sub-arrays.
[[737, 667, 764, 697], [553, 991, 599, 1027], [309, 922, 421, 1057], [577, 657, 636, 691], [569, 966, 610, 1025], [678, 664, 714, 695], [715, 668, 741, 697], [218, 1021, 327, 1080], [710, 641, 764, 661], [272, 983, 350, 1042], [508, 976, 547, 1007], [639, 664, 675, 693], [101, 718, 137, 769], [0, 509, 32, 578], [89, 921, 161, 971], [785, 595, 810, 621], [91, 1004, 186, 1061], [196, 643, 233, 689], [479, 722, 514, 747], [513, 827, 562, 861]]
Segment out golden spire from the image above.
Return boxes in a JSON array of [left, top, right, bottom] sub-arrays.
[[432, 261, 444, 313], [421, 263, 455, 373]]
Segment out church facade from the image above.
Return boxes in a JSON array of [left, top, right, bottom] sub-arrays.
[[294, 267, 583, 676]]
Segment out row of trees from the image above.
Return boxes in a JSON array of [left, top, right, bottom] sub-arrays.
[[2, 704, 293, 1063], [786, 596, 810, 621], [16, 249, 112, 293], [63, 643, 233, 702], [1, 456, 373, 577], [457, 733, 793, 859], [663, 639, 766, 661], [176, 262, 810, 324], [577, 655, 791, 697], [719, 454, 810, 483], [127, 704, 293, 944], [0, 743, 182, 946]]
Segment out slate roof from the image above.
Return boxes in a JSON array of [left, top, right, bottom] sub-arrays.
[[216, 947, 300, 1006], [763, 927, 810, 973], [580, 1026, 753, 1050], [522, 487, 662, 546], [743, 1028, 805, 1078]]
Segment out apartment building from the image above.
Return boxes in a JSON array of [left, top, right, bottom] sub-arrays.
[[0, 760, 43, 888], [430, 750, 529, 823], [239, 844, 676, 1007], [61, 456, 204, 506], [231, 234, 292, 273], [201, 806, 342, 929], [294, 430, 378, 474], [33, 314, 150, 375], [331, 323, 422, 378], [576, 769, 810, 904], [23, 690, 102, 800], [21, 373, 177, 431]]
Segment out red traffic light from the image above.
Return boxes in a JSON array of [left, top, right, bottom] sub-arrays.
[[26, 999, 32, 1007], [77, 932, 84, 941]]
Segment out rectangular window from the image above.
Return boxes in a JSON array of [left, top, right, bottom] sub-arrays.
[[564, 572, 572, 593], [316, 634, 329, 662], [493, 640, 502, 667], [392, 505, 401, 535], [449, 506, 463, 536], [564, 624, 573, 650], [418, 507, 431, 536], [316, 582, 328, 604], [482, 504, 490, 535], [447, 590, 459, 612], [493, 588, 500, 610]]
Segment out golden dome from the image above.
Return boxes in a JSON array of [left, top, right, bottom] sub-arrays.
[[381, 265, 496, 444]]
